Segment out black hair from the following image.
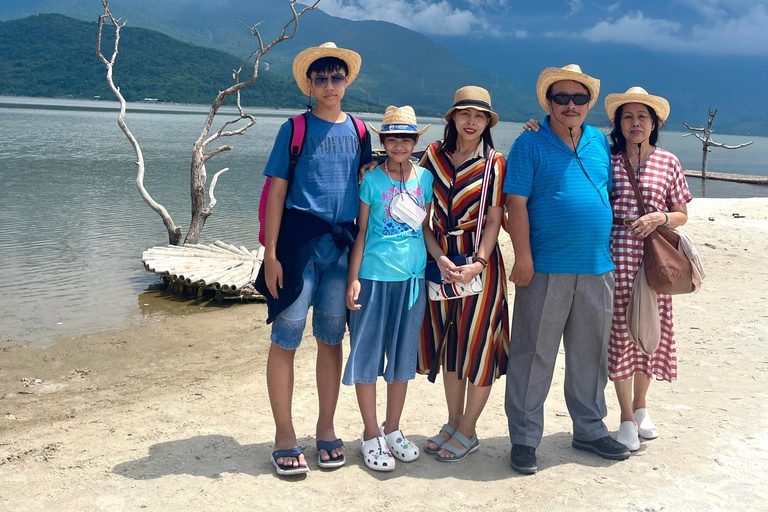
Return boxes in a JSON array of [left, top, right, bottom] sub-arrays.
[[441, 112, 495, 153], [306, 57, 348, 78], [546, 83, 590, 101], [609, 104, 660, 154], [379, 132, 419, 145]]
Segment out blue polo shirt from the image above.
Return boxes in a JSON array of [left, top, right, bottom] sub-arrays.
[[504, 117, 614, 275]]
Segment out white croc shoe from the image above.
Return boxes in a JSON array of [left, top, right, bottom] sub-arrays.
[[617, 421, 641, 452], [360, 433, 396, 472], [380, 423, 420, 462], [634, 408, 659, 439]]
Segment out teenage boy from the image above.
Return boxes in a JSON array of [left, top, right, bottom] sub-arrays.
[[257, 42, 372, 476]]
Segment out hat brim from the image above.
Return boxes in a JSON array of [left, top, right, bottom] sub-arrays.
[[367, 122, 431, 136], [444, 105, 499, 128], [536, 68, 600, 113], [292, 46, 361, 97], [604, 93, 670, 125]]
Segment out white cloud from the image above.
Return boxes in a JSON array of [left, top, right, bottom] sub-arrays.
[[606, 2, 621, 13], [569, 0, 583, 14], [467, 0, 508, 7], [515, 29, 528, 38], [550, 6, 768, 55], [319, 0, 501, 36]]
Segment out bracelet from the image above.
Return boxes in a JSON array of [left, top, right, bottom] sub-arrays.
[[661, 211, 670, 227], [475, 256, 488, 268]]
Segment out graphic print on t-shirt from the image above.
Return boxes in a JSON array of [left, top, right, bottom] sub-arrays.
[[381, 185, 425, 237]]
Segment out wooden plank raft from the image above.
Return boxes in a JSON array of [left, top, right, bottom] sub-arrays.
[[142, 241, 264, 297], [684, 170, 768, 185]]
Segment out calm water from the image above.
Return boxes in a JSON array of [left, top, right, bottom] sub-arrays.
[[1, 97, 767, 345]]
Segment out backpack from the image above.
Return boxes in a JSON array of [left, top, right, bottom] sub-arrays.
[[258, 112, 368, 246]]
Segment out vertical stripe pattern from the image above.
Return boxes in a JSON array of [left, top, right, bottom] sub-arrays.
[[417, 141, 510, 387]]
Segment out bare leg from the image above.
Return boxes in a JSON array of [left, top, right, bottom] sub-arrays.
[[632, 373, 652, 411], [437, 382, 492, 459], [316, 340, 345, 461], [614, 378, 635, 423], [356, 383, 380, 440], [425, 370, 466, 451], [267, 343, 305, 468], [383, 380, 408, 435]]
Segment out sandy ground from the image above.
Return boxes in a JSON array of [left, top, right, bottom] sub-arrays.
[[2, 197, 767, 512]]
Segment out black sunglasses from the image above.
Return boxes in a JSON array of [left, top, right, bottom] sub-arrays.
[[312, 73, 347, 87], [549, 93, 590, 106]]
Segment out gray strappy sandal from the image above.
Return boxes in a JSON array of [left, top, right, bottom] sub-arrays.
[[424, 423, 457, 455], [435, 431, 479, 462]]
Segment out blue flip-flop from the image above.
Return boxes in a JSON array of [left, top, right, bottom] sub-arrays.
[[316, 438, 346, 469], [271, 447, 309, 476]]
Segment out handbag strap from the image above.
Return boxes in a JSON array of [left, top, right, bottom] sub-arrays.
[[621, 152, 647, 217], [473, 148, 496, 254]]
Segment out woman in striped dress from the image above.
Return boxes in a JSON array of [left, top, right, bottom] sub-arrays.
[[603, 88, 692, 452], [419, 86, 510, 461]]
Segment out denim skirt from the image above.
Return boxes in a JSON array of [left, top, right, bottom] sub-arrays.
[[343, 278, 426, 385]]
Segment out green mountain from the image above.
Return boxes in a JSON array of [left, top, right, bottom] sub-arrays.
[[0, 13, 381, 112], [0, 0, 541, 120]]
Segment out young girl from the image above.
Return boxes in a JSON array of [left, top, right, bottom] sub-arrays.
[[344, 106, 433, 472]]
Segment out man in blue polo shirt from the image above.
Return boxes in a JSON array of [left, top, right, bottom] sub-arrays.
[[503, 64, 630, 475]]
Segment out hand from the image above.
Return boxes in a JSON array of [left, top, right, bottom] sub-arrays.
[[347, 280, 362, 310], [629, 212, 665, 239], [509, 258, 534, 287], [358, 161, 378, 184], [264, 255, 283, 299], [521, 119, 540, 133], [437, 255, 461, 283], [453, 261, 484, 284]]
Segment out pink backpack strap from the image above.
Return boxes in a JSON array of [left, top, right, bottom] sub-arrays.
[[350, 115, 368, 148]]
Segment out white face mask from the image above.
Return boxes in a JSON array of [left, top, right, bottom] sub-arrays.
[[390, 192, 426, 231]]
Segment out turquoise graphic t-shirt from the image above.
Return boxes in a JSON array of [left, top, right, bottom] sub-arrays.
[[358, 166, 433, 283]]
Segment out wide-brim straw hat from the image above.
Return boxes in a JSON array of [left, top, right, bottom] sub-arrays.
[[368, 105, 431, 135], [536, 64, 600, 113], [444, 86, 499, 127], [604, 86, 671, 125], [292, 42, 361, 97]]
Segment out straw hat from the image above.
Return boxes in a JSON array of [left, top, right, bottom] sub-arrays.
[[368, 105, 431, 135], [444, 86, 499, 127], [604, 86, 670, 125], [292, 42, 361, 97], [536, 64, 600, 113]]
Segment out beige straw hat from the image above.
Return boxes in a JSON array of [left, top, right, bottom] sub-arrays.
[[604, 86, 670, 125], [368, 105, 431, 135], [292, 42, 361, 97], [536, 64, 600, 113], [444, 86, 499, 127]]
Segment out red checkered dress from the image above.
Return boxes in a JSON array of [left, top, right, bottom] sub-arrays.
[[608, 148, 693, 382]]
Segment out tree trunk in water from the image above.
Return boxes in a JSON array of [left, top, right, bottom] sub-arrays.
[[701, 145, 709, 180], [185, 151, 211, 245]]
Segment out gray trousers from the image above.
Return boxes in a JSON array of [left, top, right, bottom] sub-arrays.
[[505, 272, 614, 447]]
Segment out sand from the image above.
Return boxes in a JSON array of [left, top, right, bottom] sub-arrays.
[[2, 197, 767, 512]]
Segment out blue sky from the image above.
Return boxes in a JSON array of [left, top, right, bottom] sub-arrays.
[[318, 0, 768, 55]]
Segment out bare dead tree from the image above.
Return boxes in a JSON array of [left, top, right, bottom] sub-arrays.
[[683, 108, 753, 180], [97, 0, 320, 245]]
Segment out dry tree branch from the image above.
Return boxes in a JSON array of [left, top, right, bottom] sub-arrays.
[[208, 168, 230, 209], [708, 140, 753, 150], [97, 0, 183, 245], [683, 122, 705, 132]]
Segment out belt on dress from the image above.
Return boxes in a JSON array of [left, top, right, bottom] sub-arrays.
[[613, 217, 637, 227]]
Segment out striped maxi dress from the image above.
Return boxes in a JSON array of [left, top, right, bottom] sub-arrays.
[[417, 141, 510, 387], [608, 147, 693, 382]]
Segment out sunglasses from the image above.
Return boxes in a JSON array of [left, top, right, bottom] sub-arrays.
[[312, 73, 347, 88], [549, 93, 590, 106]]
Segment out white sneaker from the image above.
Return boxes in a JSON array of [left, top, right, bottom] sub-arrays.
[[634, 408, 659, 439], [617, 421, 641, 452]]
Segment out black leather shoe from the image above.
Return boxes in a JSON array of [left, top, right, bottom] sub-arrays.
[[572, 436, 631, 460], [510, 444, 537, 475]]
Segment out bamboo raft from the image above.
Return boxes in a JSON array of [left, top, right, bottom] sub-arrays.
[[142, 241, 264, 298], [684, 170, 768, 185]]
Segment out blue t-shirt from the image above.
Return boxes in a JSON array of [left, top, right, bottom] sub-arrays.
[[503, 117, 614, 275], [264, 112, 373, 262], [358, 166, 433, 282]]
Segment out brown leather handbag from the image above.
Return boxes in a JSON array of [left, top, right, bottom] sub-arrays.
[[623, 154, 694, 295]]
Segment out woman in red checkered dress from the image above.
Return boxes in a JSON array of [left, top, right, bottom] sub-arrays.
[[604, 88, 693, 452]]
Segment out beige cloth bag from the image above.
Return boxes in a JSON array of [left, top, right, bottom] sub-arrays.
[[627, 265, 661, 356]]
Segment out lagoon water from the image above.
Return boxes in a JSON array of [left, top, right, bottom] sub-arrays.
[[1, 97, 767, 345]]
